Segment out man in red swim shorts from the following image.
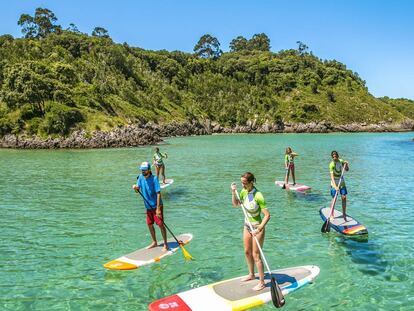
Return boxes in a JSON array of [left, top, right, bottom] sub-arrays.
[[133, 161, 168, 251]]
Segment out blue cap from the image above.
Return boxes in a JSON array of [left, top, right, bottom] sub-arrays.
[[139, 161, 151, 171]]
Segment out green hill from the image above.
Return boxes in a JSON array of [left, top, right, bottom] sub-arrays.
[[0, 9, 413, 138]]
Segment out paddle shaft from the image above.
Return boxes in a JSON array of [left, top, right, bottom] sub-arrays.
[[283, 166, 289, 188], [136, 189, 182, 245], [234, 189, 274, 279]]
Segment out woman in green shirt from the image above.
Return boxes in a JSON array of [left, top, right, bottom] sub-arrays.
[[153, 147, 168, 184], [231, 172, 271, 291], [283, 147, 298, 188]]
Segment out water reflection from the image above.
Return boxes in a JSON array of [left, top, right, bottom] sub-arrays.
[[331, 236, 389, 278]]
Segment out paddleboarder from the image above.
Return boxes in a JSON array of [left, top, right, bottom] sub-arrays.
[[283, 147, 298, 188], [153, 147, 168, 184], [231, 172, 271, 291], [329, 151, 349, 221], [133, 161, 168, 251]]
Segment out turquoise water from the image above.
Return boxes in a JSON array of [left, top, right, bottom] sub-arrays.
[[1, 132, 413, 310]]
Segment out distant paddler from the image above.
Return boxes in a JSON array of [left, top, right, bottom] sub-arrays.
[[283, 147, 298, 188], [153, 147, 168, 184], [133, 161, 169, 251], [231, 172, 271, 291], [329, 151, 349, 221]]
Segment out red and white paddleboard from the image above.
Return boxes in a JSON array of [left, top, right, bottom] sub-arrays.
[[148, 265, 320, 311], [275, 181, 311, 192]]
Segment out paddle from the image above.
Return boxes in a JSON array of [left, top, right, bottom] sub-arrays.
[[136, 189, 194, 261], [233, 185, 285, 308], [321, 164, 347, 233], [282, 166, 289, 189]]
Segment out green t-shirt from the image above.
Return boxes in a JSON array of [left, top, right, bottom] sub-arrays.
[[153, 152, 165, 165], [329, 159, 346, 187], [239, 188, 267, 225], [285, 154, 294, 164]]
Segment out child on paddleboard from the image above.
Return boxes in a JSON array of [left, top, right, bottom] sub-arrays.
[[283, 147, 298, 188], [133, 161, 169, 251], [153, 147, 168, 184], [230, 172, 271, 291], [329, 151, 349, 221]]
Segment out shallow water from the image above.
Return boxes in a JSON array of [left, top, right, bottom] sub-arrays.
[[1, 132, 413, 310]]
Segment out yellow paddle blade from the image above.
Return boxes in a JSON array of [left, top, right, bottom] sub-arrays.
[[180, 245, 194, 261]]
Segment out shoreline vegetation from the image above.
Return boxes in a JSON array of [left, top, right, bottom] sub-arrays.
[[1, 8, 414, 149]]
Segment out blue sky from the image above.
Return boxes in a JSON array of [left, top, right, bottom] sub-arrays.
[[1, 0, 414, 99]]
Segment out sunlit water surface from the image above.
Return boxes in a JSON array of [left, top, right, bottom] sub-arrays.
[[1, 132, 413, 310]]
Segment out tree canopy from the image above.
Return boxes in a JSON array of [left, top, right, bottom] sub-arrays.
[[193, 34, 222, 59], [229, 33, 271, 52], [18, 8, 62, 39]]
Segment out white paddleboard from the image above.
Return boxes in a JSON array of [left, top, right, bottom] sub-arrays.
[[148, 265, 320, 311], [104, 233, 192, 270], [275, 181, 311, 192], [160, 178, 174, 189]]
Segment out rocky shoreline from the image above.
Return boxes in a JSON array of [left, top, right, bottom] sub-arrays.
[[1, 120, 413, 149]]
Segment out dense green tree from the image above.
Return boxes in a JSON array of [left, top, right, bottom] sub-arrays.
[[92, 27, 109, 38], [249, 33, 271, 51], [18, 8, 61, 39], [229, 36, 249, 52], [67, 23, 80, 33], [229, 33, 271, 52], [0, 61, 54, 115], [296, 41, 309, 55], [193, 34, 222, 59]]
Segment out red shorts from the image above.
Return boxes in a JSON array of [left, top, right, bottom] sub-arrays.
[[146, 207, 164, 226]]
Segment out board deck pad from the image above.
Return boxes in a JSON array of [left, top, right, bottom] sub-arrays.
[[104, 233, 192, 270], [160, 178, 174, 189], [148, 265, 320, 311], [275, 181, 311, 192], [320, 207, 368, 236]]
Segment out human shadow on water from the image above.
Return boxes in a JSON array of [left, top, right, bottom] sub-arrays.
[[282, 190, 326, 206], [332, 236, 389, 277], [162, 187, 188, 200], [292, 191, 326, 204]]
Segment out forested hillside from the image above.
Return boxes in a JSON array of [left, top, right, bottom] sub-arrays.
[[0, 8, 412, 138]]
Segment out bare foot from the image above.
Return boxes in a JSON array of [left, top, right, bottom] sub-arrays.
[[252, 282, 265, 291], [146, 242, 158, 249], [241, 274, 255, 282], [343, 215, 348, 222], [162, 245, 169, 252]]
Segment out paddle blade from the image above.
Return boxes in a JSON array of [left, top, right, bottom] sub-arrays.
[[321, 220, 331, 233], [270, 276, 285, 308], [180, 245, 194, 261]]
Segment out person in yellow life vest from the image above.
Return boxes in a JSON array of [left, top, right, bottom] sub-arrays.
[[329, 151, 349, 221]]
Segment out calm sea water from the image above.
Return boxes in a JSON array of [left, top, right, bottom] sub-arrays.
[[1, 132, 413, 310]]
